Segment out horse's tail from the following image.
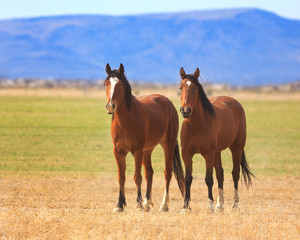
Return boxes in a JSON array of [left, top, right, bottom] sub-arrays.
[[172, 141, 185, 197], [241, 150, 254, 188]]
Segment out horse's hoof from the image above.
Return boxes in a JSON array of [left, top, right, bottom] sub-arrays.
[[215, 203, 224, 212], [135, 203, 144, 212], [135, 207, 144, 212], [181, 207, 191, 214], [207, 199, 214, 213], [113, 207, 124, 213], [232, 202, 239, 209], [215, 205, 224, 212], [159, 204, 169, 212], [143, 204, 152, 212], [143, 199, 153, 212]]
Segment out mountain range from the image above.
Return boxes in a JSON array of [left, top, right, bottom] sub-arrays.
[[0, 8, 300, 86]]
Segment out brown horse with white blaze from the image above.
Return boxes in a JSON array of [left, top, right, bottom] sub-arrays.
[[104, 63, 184, 212], [179, 67, 254, 212]]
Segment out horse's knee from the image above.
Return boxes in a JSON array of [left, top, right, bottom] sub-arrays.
[[118, 175, 125, 185], [134, 173, 142, 186], [145, 168, 154, 180]]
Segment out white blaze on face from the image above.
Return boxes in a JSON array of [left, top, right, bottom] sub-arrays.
[[109, 77, 119, 104], [184, 81, 191, 105]]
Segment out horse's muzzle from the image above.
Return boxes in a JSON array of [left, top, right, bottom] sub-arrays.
[[106, 103, 116, 114], [180, 106, 192, 118]]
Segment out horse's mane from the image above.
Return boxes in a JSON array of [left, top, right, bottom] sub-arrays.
[[105, 69, 134, 110], [186, 75, 215, 116]]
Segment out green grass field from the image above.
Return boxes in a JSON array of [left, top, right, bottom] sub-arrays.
[[0, 94, 299, 177]]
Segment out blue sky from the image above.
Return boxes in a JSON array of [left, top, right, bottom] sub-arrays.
[[0, 0, 299, 20]]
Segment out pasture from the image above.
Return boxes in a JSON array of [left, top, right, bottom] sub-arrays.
[[0, 88, 299, 239]]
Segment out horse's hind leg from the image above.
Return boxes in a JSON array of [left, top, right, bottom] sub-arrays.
[[142, 149, 154, 211], [133, 149, 144, 210], [230, 146, 243, 208], [214, 152, 224, 211], [159, 141, 176, 212]]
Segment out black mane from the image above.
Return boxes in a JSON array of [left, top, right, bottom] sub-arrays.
[[105, 69, 134, 110], [186, 75, 215, 116]]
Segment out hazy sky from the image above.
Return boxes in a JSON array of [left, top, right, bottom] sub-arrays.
[[1, 0, 299, 20]]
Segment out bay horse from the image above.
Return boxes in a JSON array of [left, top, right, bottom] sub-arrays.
[[104, 63, 184, 212], [179, 67, 254, 212]]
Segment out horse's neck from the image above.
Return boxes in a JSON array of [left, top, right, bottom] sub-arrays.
[[112, 99, 137, 127], [187, 100, 212, 128]]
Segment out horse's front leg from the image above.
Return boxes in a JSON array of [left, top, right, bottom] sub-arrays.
[[113, 147, 128, 212], [181, 150, 194, 213], [133, 149, 144, 211], [204, 152, 215, 212]]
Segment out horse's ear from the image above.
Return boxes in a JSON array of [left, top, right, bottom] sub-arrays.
[[194, 68, 200, 79], [105, 63, 112, 75], [119, 63, 125, 75], [180, 67, 186, 79]]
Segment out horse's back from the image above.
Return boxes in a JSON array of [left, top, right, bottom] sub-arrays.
[[211, 96, 246, 151], [138, 94, 177, 116], [211, 96, 245, 119]]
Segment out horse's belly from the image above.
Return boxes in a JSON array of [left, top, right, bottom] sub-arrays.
[[216, 116, 239, 151], [143, 122, 168, 150]]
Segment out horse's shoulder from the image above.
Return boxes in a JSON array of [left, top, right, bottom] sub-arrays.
[[137, 94, 171, 107], [210, 96, 240, 108]]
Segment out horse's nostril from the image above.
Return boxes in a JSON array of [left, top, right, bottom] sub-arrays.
[[106, 104, 108, 110], [112, 103, 116, 109], [180, 107, 184, 113], [187, 107, 191, 113]]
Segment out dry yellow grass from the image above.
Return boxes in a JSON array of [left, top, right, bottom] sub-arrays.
[[0, 176, 299, 239]]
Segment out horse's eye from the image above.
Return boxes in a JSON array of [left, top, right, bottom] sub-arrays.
[[120, 83, 124, 87]]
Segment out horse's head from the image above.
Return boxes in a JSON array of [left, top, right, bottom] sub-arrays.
[[104, 63, 132, 114], [179, 67, 200, 118]]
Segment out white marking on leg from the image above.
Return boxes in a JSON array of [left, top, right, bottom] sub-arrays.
[[159, 189, 169, 212], [216, 188, 224, 211], [232, 188, 239, 208], [109, 77, 119, 104], [186, 80, 191, 86], [162, 189, 169, 204], [185, 99, 187, 104]]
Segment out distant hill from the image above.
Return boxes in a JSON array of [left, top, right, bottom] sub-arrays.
[[0, 8, 300, 86]]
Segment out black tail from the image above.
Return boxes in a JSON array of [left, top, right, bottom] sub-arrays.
[[172, 142, 185, 197], [241, 150, 255, 188]]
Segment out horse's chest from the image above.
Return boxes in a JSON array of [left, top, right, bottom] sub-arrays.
[[182, 127, 215, 155], [111, 125, 144, 151]]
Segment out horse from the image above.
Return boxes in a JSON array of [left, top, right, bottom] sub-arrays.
[[104, 63, 184, 212], [179, 67, 254, 212]]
